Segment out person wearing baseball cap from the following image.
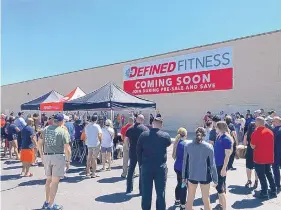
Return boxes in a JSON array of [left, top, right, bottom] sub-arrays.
[[38, 113, 71, 210]]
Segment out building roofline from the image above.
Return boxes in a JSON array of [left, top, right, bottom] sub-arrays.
[[2, 29, 281, 87]]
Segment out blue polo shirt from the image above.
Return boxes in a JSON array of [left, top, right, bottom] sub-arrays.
[[21, 125, 36, 149], [214, 134, 232, 166]]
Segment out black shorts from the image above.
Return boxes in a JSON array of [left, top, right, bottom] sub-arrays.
[[216, 166, 227, 194], [189, 179, 211, 185], [188, 168, 212, 185]]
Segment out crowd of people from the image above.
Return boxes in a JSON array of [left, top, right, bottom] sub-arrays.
[[1, 108, 281, 210]]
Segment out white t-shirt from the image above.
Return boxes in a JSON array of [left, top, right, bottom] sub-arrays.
[[85, 123, 102, 147], [101, 127, 114, 148]]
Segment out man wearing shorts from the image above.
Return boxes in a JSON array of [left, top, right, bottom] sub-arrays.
[[38, 114, 71, 210], [20, 118, 37, 177], [85, 114, 102, 178]]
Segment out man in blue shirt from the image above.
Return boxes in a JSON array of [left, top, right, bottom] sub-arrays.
[[20, 118, 37, 176], [273, 116, 281, 193]]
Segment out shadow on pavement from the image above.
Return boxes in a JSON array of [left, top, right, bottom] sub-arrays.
[[231, 198, 263, 209], [111, 165, 123, 170], [193, 193, 218, 206], [19, 179, 45, 186], [228, 185, 252, 195], [66, 167, 84, 174], [61, 175, 86, 183], [95, 192, 139, 203], [3, 165, 22, 170], [97, 176, 124, 184], [4, 160, 19, 165], [0, 174, 22, 181]]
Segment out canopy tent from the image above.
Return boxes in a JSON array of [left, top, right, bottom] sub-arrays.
[[40, 87, 86, 111], [63, 82, 156, 111], [21, 90, 64, 110]]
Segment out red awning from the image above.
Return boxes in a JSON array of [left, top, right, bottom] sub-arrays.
[[40, 87, 86, 111]]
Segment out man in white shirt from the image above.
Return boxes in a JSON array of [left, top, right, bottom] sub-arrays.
[[85, 115, 102, 178]]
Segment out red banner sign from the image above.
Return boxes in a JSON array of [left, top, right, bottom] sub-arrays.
[[123, 47, 233, 95], [124, 68, 233, 95]]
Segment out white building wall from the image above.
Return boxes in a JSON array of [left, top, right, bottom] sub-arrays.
[[1, 30, 281, 131]]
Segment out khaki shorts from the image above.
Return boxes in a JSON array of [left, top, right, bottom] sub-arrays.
[[44, 154, 66, 177], [88, 146, 100, 159]]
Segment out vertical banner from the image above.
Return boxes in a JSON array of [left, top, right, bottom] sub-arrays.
[[123, 47, 233, 95]]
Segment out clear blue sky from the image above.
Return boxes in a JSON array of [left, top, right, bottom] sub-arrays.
[[2, 0, 281, 85]]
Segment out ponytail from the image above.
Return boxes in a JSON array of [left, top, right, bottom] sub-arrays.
[[172, 127, 187, 160]]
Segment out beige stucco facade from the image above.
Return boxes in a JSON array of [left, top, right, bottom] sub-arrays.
[[1, 30, 281, 131]]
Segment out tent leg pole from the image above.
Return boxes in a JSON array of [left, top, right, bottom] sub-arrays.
[[110, 110, 113, 121]]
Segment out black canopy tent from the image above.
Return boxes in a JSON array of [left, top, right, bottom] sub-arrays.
[[63, 82, 156, 112], [21, 90, 64, 110]]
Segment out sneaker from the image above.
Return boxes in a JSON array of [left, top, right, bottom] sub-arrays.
[[269, 190, 277, 198], [42, 201, 49, 209], [213, 204, 223, 210], [47, 204, 63, 210], [254, 191, 269, 199], [174, 200, 180, 207], [91, 173, 100, 178], [121, 174, 126, 178], [180, 205, 186, 210]]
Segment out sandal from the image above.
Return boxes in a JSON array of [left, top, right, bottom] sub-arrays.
[[253, 180, 258, 189], [25, 173, 33, 177], [245, 180, 252, 188]]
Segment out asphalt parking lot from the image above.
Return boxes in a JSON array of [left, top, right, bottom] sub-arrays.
[[1, 144, 281, 210]]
